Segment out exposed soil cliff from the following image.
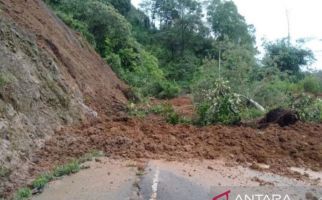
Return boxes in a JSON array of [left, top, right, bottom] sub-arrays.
[[0, 0, 128, 197]]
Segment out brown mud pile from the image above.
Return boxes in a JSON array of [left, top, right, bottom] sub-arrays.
[[35, 118, 322, 170], [33, 97, 322, 178]]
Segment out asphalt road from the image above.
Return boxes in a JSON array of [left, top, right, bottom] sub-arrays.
[[139, 167, 211, 200], [32, 159, 322, 200]]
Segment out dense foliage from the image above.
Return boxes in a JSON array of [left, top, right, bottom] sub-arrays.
[[45, 0, 322, 124], [45, 0, 179, 99]]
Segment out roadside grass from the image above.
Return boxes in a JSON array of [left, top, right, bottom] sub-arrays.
[[52, 161, 80, 177], [14, 150, 104, 199], [14, 188, 32, 200]]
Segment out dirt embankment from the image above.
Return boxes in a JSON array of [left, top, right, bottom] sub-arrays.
[[0, 0, 128, 113], [0, 0, 128, 197]]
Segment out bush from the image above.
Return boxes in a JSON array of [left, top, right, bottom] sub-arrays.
[[301, 76, 321, 95], [194, 79, 242, 125], [32, 173, 54, 190], [251, 79, 297, 109], [53, 161, 80, 177], [105, 53, 122, 73], [14, 188, 31, 200], [152, 81, 180, 99], [55, 11, 96, 47], [291, 94, 322, 122]]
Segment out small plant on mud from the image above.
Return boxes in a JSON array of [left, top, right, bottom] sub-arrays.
[[53, 161, 80, 177], [194, 78, 242, 125], [14, 188, 32, 200], [127, 103, 148, 117], [32, 172, 54, 190]]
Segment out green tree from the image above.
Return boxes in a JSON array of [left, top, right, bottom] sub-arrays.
[[141, 0, 211, 86], [207, 0, 255, 48], [99, 0, 131, 15], [263, 39, 315, 76]]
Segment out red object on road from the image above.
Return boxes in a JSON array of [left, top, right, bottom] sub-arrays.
[[212, 190, 231, 200]]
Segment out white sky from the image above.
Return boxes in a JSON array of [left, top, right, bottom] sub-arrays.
[[132, 0, 322, 70]]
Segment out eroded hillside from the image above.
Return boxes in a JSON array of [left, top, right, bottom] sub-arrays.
[[0, 0, 128, 196]]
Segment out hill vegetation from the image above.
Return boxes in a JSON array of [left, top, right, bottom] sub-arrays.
[[45, 0, 322, 123]]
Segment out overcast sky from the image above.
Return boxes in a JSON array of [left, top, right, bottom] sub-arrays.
[[132, 0, 322, 70]]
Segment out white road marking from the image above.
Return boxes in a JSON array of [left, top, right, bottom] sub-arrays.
[[149, 167, 160, 200]]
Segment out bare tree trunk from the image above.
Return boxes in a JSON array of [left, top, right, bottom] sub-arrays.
[[234, 93, 266, 112]]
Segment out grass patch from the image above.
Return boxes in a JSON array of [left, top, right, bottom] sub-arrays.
[[14, 150, 105, 198], [53, 161, 80, 177], [32, 172, 54, 190], [14, 188, 31, 200]]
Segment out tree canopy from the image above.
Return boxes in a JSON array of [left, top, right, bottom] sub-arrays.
[[44, 0, 322, 123]]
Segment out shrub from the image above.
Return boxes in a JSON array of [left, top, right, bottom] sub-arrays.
[[251, 79, 295, 108], [53, 161, 80, 177], [301, 76, 321, 95], [105, 53, 122, 73], [14, 188, 31, 200], [156, 81, 180, 99], [291, 94, 322, 122], [55, 11, 96, 47], [194, 79, 242, 125], [32, 172, 54, 190]]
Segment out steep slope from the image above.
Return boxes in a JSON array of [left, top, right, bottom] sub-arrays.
[[0, 0, 128, 196]]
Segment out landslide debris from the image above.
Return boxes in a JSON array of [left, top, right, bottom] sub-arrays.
[[33, 97, 322, 180]]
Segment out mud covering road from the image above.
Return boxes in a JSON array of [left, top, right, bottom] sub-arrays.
[[3, 97, 322, 198], [32, 158, 322, 200]]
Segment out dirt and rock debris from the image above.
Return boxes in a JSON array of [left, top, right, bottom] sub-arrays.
[[34, 109, 322, 172]]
